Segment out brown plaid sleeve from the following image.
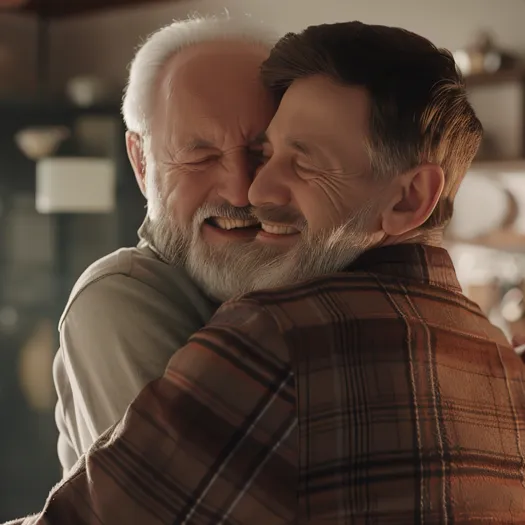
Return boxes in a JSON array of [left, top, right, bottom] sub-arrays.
[[8, 300, 297, 525], [264, 274, 525, 523]]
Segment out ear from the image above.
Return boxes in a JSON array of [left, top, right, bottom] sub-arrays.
[[126, 131, 147, 197], [381, 163, 445, 236]]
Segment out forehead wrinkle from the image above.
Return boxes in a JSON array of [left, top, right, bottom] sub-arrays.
[[155, 50, 272, 158]]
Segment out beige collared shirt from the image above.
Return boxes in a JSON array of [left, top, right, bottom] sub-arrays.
[[54, 243, 217, 473]]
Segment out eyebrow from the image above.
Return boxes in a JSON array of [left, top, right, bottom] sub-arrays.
[[288, 139, 313, 156], [253, 132, 322, 159]]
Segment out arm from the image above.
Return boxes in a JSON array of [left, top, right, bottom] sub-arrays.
[[54, 274, 212, 474], [14, 300, 296, 525]]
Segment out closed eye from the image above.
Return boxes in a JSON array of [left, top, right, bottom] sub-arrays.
[[184, 155, 220, 166], [295, 160, 323, 176]]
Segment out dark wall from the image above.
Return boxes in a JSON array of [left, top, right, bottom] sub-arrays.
[[0, 101, 144, 520]]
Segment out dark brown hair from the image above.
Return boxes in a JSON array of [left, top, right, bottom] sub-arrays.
[[261, 21, 483, 229]]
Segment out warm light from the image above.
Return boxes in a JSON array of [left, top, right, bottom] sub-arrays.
[[0, 0, 29, 8], [36, 157, 116, 213]]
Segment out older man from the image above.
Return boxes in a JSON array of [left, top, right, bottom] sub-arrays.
[[10, 21, 525, 525], [54, 16, 276, 472]]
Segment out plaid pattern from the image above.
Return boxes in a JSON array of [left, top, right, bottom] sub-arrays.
[[7, 243, 525, 524]]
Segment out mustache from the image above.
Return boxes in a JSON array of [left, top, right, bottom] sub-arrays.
[[196, 203, 254, 222], [251, 205, 307, 230], [196, 203, 307, 230]]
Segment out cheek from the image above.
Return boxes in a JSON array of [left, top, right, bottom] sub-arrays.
[[297, 180, 354, 232], [163, 170, 214, 224]]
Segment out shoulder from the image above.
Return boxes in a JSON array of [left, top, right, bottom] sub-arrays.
[[64, 245, 192, 300], [238, 271, 377, 304], [223, 272, 378, 327], [190, 297, 292, 377], [59, 245, 216, 330], [232, 269, 474, 326]]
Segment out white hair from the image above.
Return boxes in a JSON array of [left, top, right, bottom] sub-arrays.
[[122, 14, 277, 135]]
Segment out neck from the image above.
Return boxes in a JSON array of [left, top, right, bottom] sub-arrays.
[[379, 228, 443, 249]]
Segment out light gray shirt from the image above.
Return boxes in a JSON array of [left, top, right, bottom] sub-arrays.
[[54, 244, 217, 473]]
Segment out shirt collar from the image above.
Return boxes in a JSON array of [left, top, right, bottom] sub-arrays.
[[346, 243, 462, 293]]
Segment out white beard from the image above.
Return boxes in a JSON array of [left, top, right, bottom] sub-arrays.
[[142, 149, 378, 300], [143, 196, 377, 302]]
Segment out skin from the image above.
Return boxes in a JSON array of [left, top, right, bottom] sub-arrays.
[[250, 75, 445, 254], [127, 40, 275, 248], [125, 53, 444, 300], [124, 40, 280, 300]]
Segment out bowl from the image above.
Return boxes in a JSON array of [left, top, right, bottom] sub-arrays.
[[15, 126, 70, 160]]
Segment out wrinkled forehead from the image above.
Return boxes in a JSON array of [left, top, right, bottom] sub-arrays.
[[152, 41, 274, 143]]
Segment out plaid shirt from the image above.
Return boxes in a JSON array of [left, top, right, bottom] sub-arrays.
[[7, 243, 525, 524]]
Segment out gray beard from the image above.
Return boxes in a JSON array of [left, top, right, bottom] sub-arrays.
[[140, 214, 187, 266], [141, 203, 376, 302]]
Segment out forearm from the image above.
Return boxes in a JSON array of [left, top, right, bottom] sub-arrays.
[[11, 302, 296, 525]]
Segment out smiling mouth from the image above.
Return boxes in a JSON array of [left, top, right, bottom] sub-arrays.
[[205, 217, 299, 236], [205, 217, 259, 230], [259, 222, 299, 235]]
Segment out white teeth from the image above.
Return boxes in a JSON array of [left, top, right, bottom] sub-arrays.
[[261, 222, 297, 235], [213, 217, 259, 230]]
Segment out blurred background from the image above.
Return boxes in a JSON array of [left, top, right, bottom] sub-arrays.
[[1, 0, 525, 519]]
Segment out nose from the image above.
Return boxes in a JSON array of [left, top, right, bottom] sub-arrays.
[[215, 150, 251, 208], [248, 158, 292, 208]]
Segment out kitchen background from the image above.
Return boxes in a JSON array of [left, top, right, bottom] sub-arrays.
[[1, 0, 525, 520]]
